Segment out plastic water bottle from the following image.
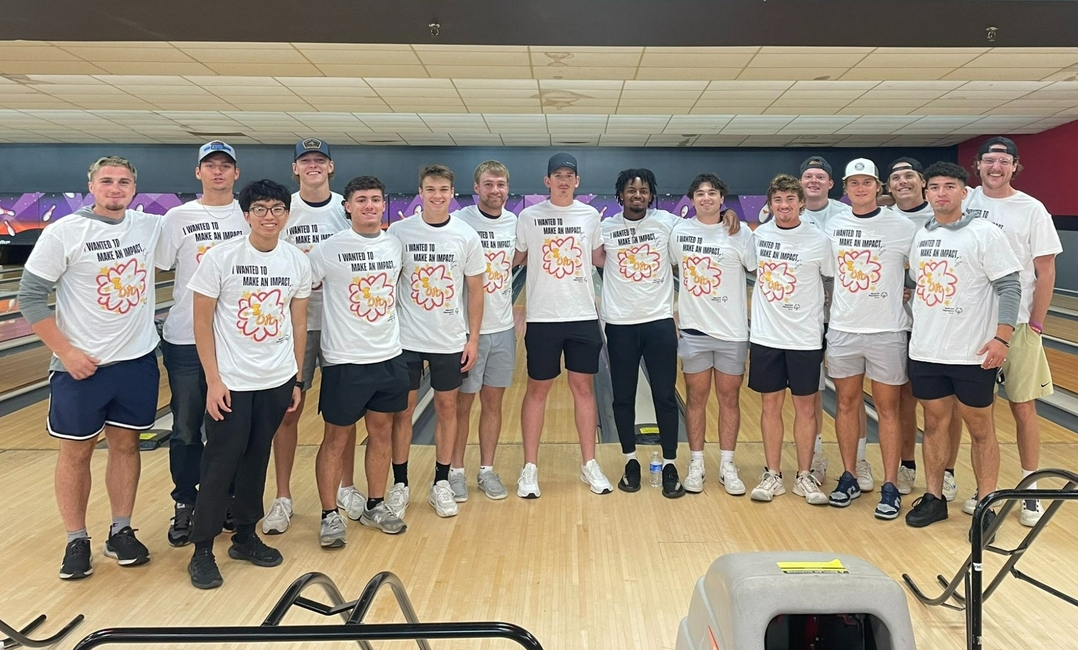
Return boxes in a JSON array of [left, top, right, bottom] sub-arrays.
[[649, 452, 662, 488]]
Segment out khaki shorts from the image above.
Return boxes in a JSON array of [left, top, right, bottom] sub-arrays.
[[999, 324, 1053, 403]]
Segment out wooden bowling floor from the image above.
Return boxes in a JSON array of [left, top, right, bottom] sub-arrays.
[[2, 326, 1078, 649]]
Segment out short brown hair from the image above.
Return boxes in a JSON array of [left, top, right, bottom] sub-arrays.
[[420, 164, 454, 186], [766, 174, 804, 205], [473, 160, 509, 185], [88, 156, 137, 182]]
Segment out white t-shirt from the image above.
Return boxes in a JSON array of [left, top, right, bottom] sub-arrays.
[[802, 199, 850, 230], [387, 215, 485, 353], [516, 200, 602, 323], [669, 218, 756, 341], [826, 207, 917, 333], [750, 220, 834, 350], [156, 200, 249, 345], [908, 220, 1022, 365], [600, 209, 678, 325], [25, 208, 161, 367], [895, 201, 934, 229], [963, 187, 1062, 324], [309, 229, 403, 366], [280, 191, 349, 331], [453, 205, 518, 334], [188, 236, 312, 391]]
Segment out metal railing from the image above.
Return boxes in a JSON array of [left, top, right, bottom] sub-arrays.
[[0, 611, 84, 649], [902, 468, 1078, 650], [72, 571, 544, 650]]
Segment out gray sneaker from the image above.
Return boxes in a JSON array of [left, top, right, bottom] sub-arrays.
[[359, 502, 407, 535], [477, 469, 508, 500], [319, 511, 347, 549], [448, 470, 468, 503]]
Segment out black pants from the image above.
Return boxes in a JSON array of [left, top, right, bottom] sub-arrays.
[[190, 378, 294, 545], [605, 319, 679, 459]]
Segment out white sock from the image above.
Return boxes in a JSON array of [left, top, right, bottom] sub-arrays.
[[690, 450, 705, 463], [625, 451, 638, 462], [663, 459, 674, 467], [479, 465, 494, 474], [720, 450, 735, 466], [814, 434, 823, 454], [857, 438, 867, 462], [1022, 468, 1037, 491], [449, 467, 465, 475]]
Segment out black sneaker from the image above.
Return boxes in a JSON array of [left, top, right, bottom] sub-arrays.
[[662, 464, 686, 499], [969, 508, 998, 546], [905, 493, 948, 528], [618, 459, 641, 493], [168, 503, 193, 547], [221, 504, 235, 532], [103, 526, 150, 566], [59, 537, 93, 580], [227, 534, 283, 567], [188, 548, 223, 590]]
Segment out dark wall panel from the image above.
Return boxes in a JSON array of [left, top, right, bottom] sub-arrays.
[[0, 144, 956, 197]]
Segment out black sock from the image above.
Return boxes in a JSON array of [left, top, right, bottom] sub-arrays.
[[233, 523, 254, 544], [901, 460, 917, 470], [434, 462, 450, 483], [946, 468, 955, 475], [195, 541, 213, 553], [322, 509, 338, 519], [367, 497, 384, 510], [392, 462, 409, 486]]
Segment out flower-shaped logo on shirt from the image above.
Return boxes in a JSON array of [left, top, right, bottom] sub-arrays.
[[96, 259, 147, 314], [617, 244, 661, 282], [411, 265, 455, 310], [837, 250, 882, 293], [237, 289, 284, 342], [916, 260, 959, 307], [349, 272, 395, 322], [485, 250, 510, 294], [541, 237, 582, 279], [758, 261, 797, 302], [681, 255, 722, 297]]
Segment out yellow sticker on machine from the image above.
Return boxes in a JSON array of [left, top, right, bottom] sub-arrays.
[[777, 559, 848, 574]]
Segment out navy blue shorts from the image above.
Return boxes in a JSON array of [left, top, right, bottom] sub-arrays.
[[47, 351, 160, 441]]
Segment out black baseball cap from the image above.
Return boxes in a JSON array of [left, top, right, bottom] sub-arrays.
[[886, 157, 924, 179], [978, 136, 1018, 158], [295, 137, 332, 161], [547, 152, 578, 176], [799, 156, 833, 178]]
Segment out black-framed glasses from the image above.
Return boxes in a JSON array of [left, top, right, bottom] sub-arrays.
[[248, 205, 287, 217]]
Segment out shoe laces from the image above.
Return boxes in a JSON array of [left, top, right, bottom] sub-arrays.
[[584, 461, 607, 483], [268, 499, 289, 519], [688, 462, 705, 481], [799, 472, 821, 490], [67, 537, 91, 557], [433, 482, 454, 504], [323, 512, 345, 532], [520, 464, 538, 484], [1023, 499, 1041, 512], [173, 505, 193, 527]]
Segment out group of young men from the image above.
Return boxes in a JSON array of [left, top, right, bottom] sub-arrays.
[[20, 135, 1060, 590]]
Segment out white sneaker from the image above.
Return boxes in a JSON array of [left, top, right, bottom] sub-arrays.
[[750, 471, 786, 502], [856, 459, 875, 492], [477, 468, 508, 500], [580, 459, 613, 495], [719, 462, 746, 496], [1020, 500, 1044, 527], [517, 463, 540, 499], [810, 453, 829, 485], [386, 483, 410, 519], [963, 493, 979, 516], [262, 497, 292, 535], [336, 485, 367, 521], [793, 471, 829, 505], [448, 469, 468, 503], [428, 480, 458, 517], [897, 466, 915, 495], [684, 459, 705, 494], [319, 511, 347, 548], [942, 471, 958, 502]]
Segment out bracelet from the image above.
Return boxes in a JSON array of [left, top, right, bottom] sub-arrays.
[[1028, 320, 1043, 334], [993, 336, 1010, 347], [294, 380, 305, 388]]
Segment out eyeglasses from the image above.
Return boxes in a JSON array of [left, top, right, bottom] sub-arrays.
[[980, 156, 1014, 167], [248, 205, 287, 217]]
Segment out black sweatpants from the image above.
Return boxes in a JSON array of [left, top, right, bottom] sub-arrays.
[[605, 319, 679, 460], [190, 377, 294, 545]]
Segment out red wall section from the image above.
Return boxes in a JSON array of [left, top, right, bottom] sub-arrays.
[[958, 120, 1078, 216]]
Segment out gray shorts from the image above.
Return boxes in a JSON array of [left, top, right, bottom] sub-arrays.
[[301, 329, 324, 391], [460, 328, 516, 394], [678, 331, 747, 376], [825, 329, 908, 385]]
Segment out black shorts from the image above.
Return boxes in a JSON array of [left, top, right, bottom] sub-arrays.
[[403, 350, 465, 392], [319, 356, 411, 426], [747, 343, 823, 397], [524, 319, 603, 380], [47, 351, 159, 440], [908, 359, 997, 409]]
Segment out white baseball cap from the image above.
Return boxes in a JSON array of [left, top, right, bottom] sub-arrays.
[[843, 158, 878, 180]]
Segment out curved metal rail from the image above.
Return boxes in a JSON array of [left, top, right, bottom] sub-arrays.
[[0, 612, 84, 649]]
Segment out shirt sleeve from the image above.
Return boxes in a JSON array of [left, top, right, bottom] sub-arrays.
[[16, 269, 55, 325], [155, 214, 181, 271], [187, 246, 223, 299], [737, 229, 757, 272], [23, 227, 69, 283], [515, 214, 529, 253], [589, 212, 603, 251], [818, 234, 836, 278], [1029, 204, 1063, 258], [294, 253, 313, 300], [982, 225, 1024, 281], [462, 229, 486, 277], [308, 246, 327, 286]]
